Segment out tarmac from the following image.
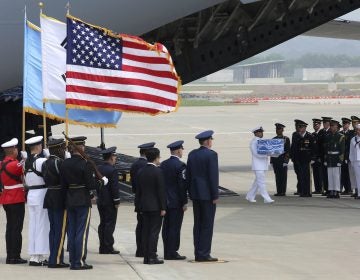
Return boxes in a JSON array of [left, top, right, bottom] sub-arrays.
[[2, 102, 360, 279]]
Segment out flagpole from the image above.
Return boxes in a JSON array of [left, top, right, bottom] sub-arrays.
[[22, 5, 27, 151], [65, 108, 69, 145], [100, 128, 105, 149], [42, 102, 47, 145]]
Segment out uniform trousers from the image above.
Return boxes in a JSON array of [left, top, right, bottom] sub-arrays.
[[97, 204, 118, 253], [296, 162, 311, 196], [162, 208, 184, 257], [341, 162, 351, 192], [246, 171, 272, 202], [352, 162, 360, 194], [322, 164, 329, 192], [327, 167, 341, 191], [293, 162, 300, 193], [67, 207, 91, 268], [135, 212, 143, 256], [272, 162, 287, 194], [28, 205, 50, 259], [312, 161, 323, 193], [3, 203, 25, 260], [349, 162, 357, 192], [141, 211, 163, 260], [48, 209, 67, 265], [192, 200, 216, 259]]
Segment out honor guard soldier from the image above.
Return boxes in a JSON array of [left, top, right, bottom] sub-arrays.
[[270, 123, 290, 196], [318, 117, 332, 195], [349, 116, 360, 197], [246, 127, 274, 203], [349, 124, 360, 199], [324, 120, 345, 198], [42, 138, 70, 268], [292, 120, 302, 195], [290, 120, 315, 197], [24, 136, 50, 266], [186, 130, 219, 262], [130, 142, 155, 258], [136, 148, 166, 265], [311, 119, 323, 194], [161, 140, 187, 260], [60, 136, 108, 270], [0, 138, 27, 264], [97, 146, 121, 255], [340, 118, 352, 195]]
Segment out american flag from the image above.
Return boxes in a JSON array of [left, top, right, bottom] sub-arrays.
[[65, 17, 180, 115]]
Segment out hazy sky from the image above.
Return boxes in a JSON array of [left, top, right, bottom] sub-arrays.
[[341, 8, 360, 20]]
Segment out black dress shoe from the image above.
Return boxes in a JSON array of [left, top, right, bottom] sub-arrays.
[[70, 263, 93, 270], [29, 261, 43, 266], [6, 258, 27, 264], [195, 256, 218, 262], [312, 191, 321, 194], [293, 192, 299, 195], [48, 263, 70, 268], [100, 250, 120, 255], [147, 258, 164, 265], [164, 253, 186, 260]]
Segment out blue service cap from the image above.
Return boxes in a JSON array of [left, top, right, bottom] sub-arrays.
[[195, 130, 214, 140], [99, 146, 117, 155], [47, 138, 65, 147], [137, 142, 155, 149], [70, 136, 87, 145], [167, 140, 184, 151]]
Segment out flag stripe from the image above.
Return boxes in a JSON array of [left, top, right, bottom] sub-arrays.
[[67, 71, 177, 93], [123, 47, 168, 59], [122, 58, 172, 72], [66, 85, 177, 106], [122, 53, 170, 65], [66, 94, 173, 112], [122, 65, 178, 80], [67, 77, 177, 101], [68, 65, 178, 86]]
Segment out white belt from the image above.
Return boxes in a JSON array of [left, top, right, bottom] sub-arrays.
[[4, 184, 24, 190]]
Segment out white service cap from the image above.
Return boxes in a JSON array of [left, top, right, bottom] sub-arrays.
[[24, 135, 43, 146], [251, 126, 264, 133], [1, 138, 18, 148]]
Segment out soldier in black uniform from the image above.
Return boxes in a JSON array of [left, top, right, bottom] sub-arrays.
[[97, 147, 121, 255], [340, 118, 352, 195], [311, 118, 323, 194], [349, 116, 360, 197], [161, 140, 187, 260], [292, 120, 302, 195], [60, 136, 108, 270], [270, 123, 290, 196], [43, 138, 70, 268], [130, 142, 155, 258], [290, 120, 315, 197], [318, 117, 332, 195], [324, 120, 345, 198]]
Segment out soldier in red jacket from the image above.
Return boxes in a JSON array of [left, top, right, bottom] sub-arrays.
[[0, 138, 27, 264]]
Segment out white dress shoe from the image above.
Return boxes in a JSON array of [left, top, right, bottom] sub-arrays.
[[246, 198, 257, 203], [264, 199, 274, 204]]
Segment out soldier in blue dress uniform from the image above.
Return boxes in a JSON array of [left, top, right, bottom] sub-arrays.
[[318, 117, 332, 195], [60, 136, 108, 270], [97, 147, 121, 254], [130, 142, 155, 257], [340, 117, 352, 195], [270, 123, 290, 196], [311, 118, 323, 194], [43, 138, 70, 268], [186, 130, 219, 262], [161, 140, 187, 260]]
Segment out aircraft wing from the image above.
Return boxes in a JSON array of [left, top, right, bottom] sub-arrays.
[[304, 19, 360, 41]]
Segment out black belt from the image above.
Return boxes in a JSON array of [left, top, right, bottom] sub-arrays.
[[69, 185, 86, 189], [26, 185, 46, 190], [48, 185, 62, 190]]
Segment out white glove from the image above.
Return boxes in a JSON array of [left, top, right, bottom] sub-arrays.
[[42, 148, 50, 159], [283, 163, 288, 167], [20, 151, 28, 160], [102, 176, 109, 186], [310, 160, 315, 164], [64, 151, 71, 159], [337, 163, 342, 167], [345, 160, 348, 164], [324, 162, 327, 166]]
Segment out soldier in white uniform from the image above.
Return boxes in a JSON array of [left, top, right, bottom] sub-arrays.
[[24, 136, 50, 266], [349, 124, 360, 197], [246, 127, 274, 203]]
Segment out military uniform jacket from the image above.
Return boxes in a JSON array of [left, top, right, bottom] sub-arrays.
[[290, 132, 315, 163], [43, 155, 66, 209], [318, 128, 331, 161], [136, 163, 166, 212], [186, 146, 219, 201], [349, 135, 360, 163], [60, 154, 100, 208], [270, 135, 290, 164], [160, 156, 188, 209], [130, 157, 147, 194], [342, 129, 354, 161], [324, 132, 345, 167], [97, 162, 121, 206], [311, 130, 322, 162]]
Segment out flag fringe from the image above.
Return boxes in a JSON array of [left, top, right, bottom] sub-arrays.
[[26, 21, 40, 31], [24, 107, 116, 128]]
